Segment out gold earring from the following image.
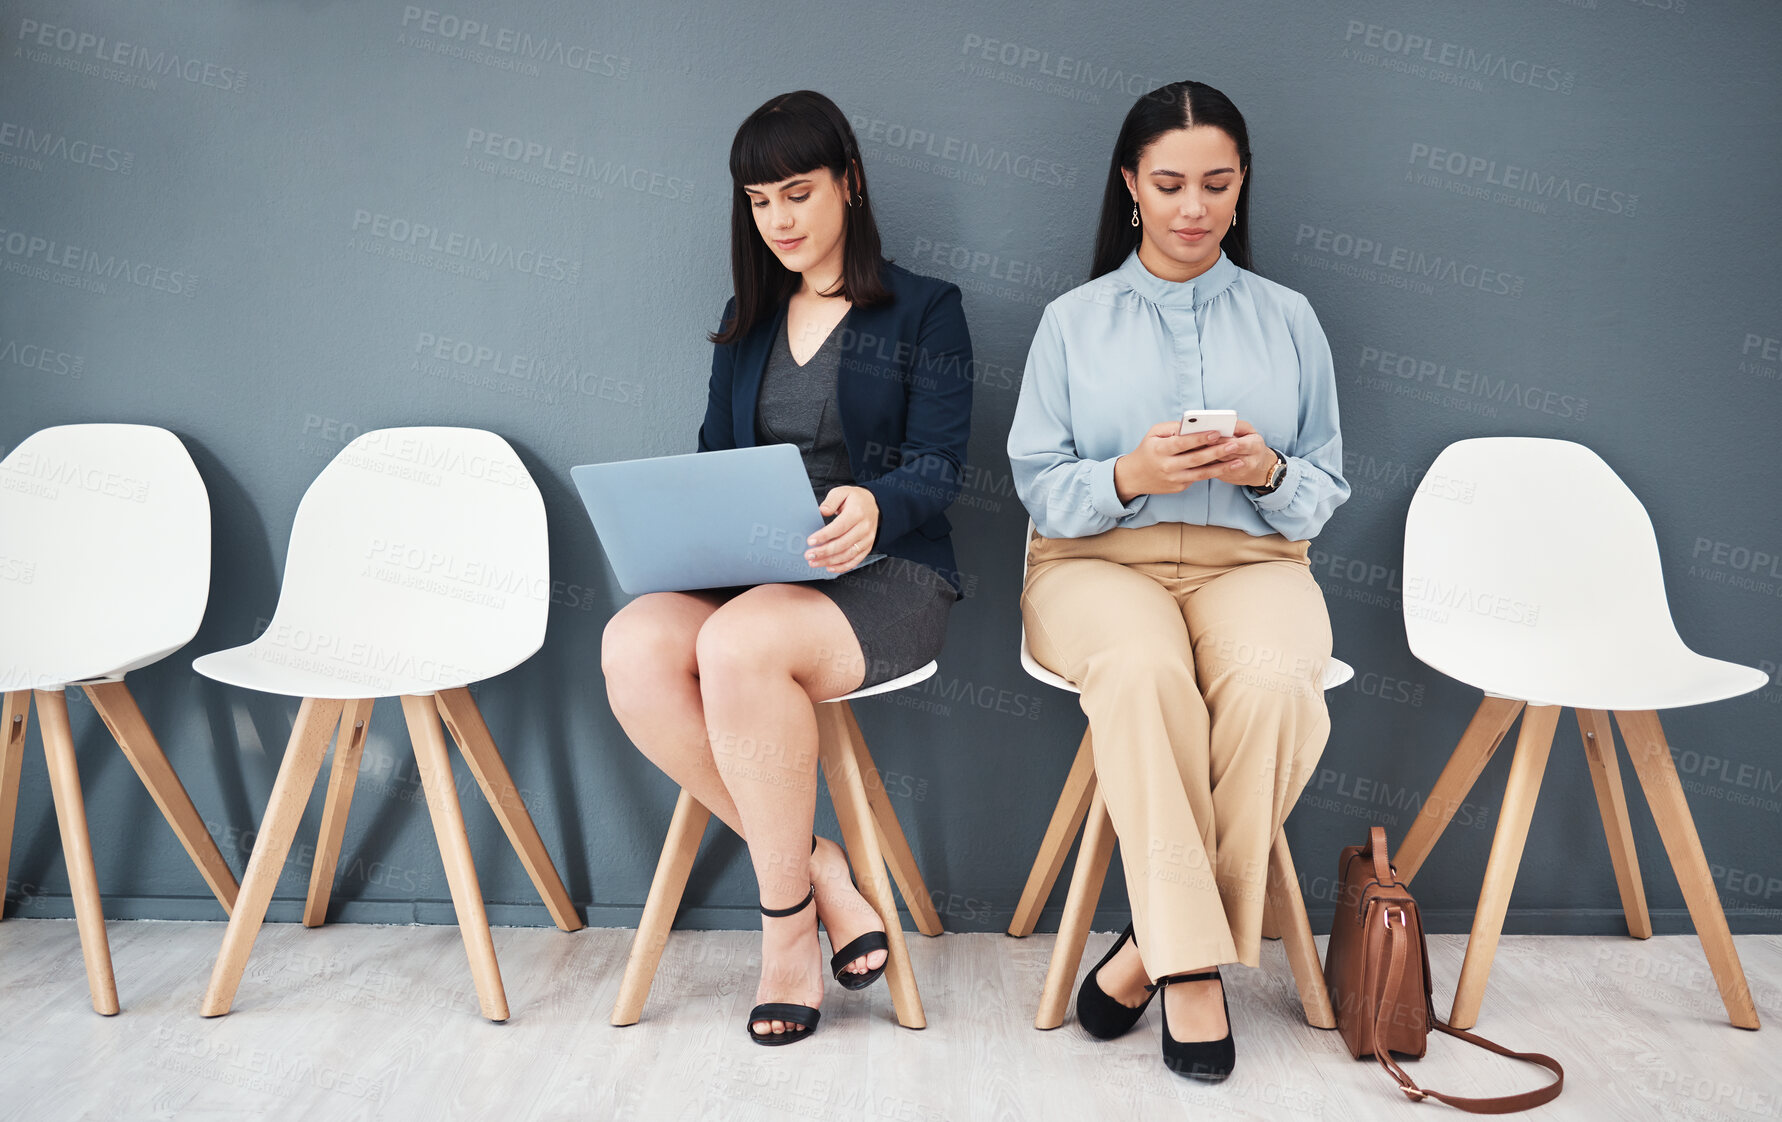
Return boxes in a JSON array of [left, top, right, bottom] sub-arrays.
[[1231, 212, 1238, 228], [1130, 202, 1139, 227]]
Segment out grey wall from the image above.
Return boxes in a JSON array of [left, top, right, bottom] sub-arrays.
[[4, 0, 1779, 939]]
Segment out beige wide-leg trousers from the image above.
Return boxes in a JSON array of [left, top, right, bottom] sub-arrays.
[[1021, 522, 1332, 977]]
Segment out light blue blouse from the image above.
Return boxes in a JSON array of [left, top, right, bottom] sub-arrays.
[[1008, 248, 1348, 542]]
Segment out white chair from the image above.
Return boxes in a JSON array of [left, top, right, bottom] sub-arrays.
[[611, 663, 944, 1030], [0, 423, 239, 1014], [1005, 520, 1349, 1031], [1393, 437, 1765, 1030], [192, 427, 581, 1022]]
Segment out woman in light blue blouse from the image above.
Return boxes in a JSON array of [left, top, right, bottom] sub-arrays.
[[1009, 80, 1348, 1083]]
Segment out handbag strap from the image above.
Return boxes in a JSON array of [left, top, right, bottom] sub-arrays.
[[1367, 825, 1394, 884], [1370, 906, 1565, 1114]]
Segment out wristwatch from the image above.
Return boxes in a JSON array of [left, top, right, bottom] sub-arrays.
[[1251, 448, 1287, 495]]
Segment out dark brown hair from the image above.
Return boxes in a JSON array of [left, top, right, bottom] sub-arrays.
[[711, 90, 890, 345], [1090, 81, 1254, 280]]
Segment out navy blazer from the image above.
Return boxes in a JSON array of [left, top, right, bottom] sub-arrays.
[[697, 260, 974, 597]]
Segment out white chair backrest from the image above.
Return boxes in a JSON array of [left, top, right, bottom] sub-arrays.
[[0, 424, 209, 690], [1403, 437, 1687, 688], [253, 427, 548, 691]]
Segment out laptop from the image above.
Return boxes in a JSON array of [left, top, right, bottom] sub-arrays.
[[572, 444, 880, 595]]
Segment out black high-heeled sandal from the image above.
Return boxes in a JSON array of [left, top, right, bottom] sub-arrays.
[[1148, 968, 1235, 1082], [747, 884, 821, 1046], [1075, 924, 1154, 1039], [811, 836, 888, 991], [829, 930, 889, 991]]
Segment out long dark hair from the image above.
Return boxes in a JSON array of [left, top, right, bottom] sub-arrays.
[[1090, 81, 1253, 280], [711, 90, 890, 345]]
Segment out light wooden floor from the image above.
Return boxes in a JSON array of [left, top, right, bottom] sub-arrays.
[[0, 920, 1777, 1121]]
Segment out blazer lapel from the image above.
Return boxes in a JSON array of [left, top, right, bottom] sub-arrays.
[[731, 303, 786, 449], [833, 302, 875, 469]]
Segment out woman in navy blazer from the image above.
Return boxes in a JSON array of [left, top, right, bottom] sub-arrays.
[[602, 91, 972, 1046], [698, 265, 973, 589]]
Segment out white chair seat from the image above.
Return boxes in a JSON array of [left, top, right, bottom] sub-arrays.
[[191, 642, 471, 700], [828, 661, 937, 703], [1019, 643, 1073, 694], [1432, 646, 1766, 713]]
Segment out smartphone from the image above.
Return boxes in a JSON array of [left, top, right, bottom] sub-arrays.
[[1177, 409, 1238, 438]]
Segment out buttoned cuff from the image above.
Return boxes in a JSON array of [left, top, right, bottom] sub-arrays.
[[1248, 454, 1303, 513], [1092, 457, 1146, 522]]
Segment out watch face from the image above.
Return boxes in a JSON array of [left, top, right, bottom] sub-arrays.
[[1262, 452, 1284, 491]]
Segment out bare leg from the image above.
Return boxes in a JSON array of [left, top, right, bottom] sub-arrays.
[[602, 591, 743, 832], [697, 584, 867, 1038], [601, 589, 887, 1002], [811, 836, 888, 979]]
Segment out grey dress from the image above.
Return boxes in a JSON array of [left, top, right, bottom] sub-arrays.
[[744, 309, 956, 689]]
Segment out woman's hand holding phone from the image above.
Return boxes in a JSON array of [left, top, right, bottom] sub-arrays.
[[1112, 416, 1275, 502]]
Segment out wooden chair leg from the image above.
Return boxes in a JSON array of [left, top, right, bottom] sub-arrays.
[[1037, 783, 1114, 1030], [435, 687, 583, 933], [303, 698, 374, 927], [1576, 709, 1651, 939], [1615, 710, 1760, 1029], [837, 703, 942, 938], [1449, 703, 1560, 1030], [400, 694, 509, 1022], [611, 788, 711, 1026], [1267, 831, 1335, 1028], [0, 691, 30, 917], [1395, 694, 1526, 883], [201, 696, 343, 1017], [34, 689, 118, 1015], [1009, 729, 1095, 938], [817, 703, 924, 1029], [82, 680, 241, 916]]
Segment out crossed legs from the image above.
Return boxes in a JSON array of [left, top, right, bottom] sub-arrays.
[[602, 584, 889, 1038], [1022, 535, 1331, 1044]]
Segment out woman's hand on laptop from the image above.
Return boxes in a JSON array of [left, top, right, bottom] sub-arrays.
[[808, 486, 880, 573]]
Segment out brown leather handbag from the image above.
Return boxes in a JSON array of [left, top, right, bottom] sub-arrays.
[[1323, 826, 1565, 1113]]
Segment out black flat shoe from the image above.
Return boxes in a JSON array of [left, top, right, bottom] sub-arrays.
[[747, 885, 821, 1046], [812, 835, 889, 992], [1149, 968, 1235, 1082], [1076, 924, 1154, 1040]]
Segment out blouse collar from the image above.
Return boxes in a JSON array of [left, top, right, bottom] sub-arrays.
[[1113, 247, 1239, 309]]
